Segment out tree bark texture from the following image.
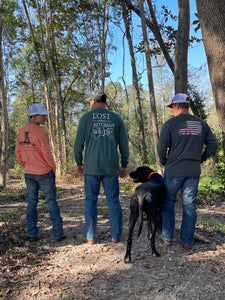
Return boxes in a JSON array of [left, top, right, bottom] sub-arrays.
[[137, 0, 162, 172], [174, 0, 190, 93], [97, 2, 109, 91], [122, 2, 148, 164], [22, 0, 57, 166], [125, 0, 175, 73], [196, 0, 225, 151], [43, 0, 64, 175], [0, 19, 9, 188]]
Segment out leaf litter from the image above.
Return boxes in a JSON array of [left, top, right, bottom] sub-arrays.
[[0, 180, 225, 299]]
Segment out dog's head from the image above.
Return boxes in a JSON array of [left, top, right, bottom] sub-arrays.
[[129, 166, 155, 183]]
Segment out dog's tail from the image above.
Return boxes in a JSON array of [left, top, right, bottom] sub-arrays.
[[137, 203, 144, 237]]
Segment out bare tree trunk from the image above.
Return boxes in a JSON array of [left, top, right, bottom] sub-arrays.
[[122, 2, 148, 164], [0, 19, 8, 188], [125, 0, 175, 73], [22, 0, 56, 165], [49, 6, 67, 170], [196, 0, 225, 152], [57, 77, 67, 165], [175, 0, 190, 93], [138, 0, 162, 172], [97, 1, 109, 91], [126, 0, 205, 118], [42, 0, 63, 175], [81, 14, 98, 90]]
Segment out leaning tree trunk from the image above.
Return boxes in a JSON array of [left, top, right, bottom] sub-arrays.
[[138, 0, 162, 172], [125, 0, 175, 73], [196, 0, 225, 152], [174, 0, 190, 93], [122, 2, 148, 164], [0, 19, 8, 188]]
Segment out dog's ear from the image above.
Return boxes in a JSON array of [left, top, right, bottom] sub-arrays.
[[142, 167, 151, 178], [148, 167, 154, 174]]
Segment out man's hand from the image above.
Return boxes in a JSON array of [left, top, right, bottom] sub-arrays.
[[119, 167, 127, 178], [77, 165, 84, 176]]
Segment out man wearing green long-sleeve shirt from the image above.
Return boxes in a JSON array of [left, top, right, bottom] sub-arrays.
[[74, 90, 129, 244]]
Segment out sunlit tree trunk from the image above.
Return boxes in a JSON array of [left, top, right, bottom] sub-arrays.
[[137, 0, 162, 172], [126, 0, 204, 118], [82, 15, 99, 90], [122, 2, 148, 164], [97, 1, 109, 91], [0, 19, 8, 188], [125, 0, 175, 73], [22, 0, 56, 165], [196, 0, 225, 152], [23, 0, 67, 175], [42, 0, 64, 174]]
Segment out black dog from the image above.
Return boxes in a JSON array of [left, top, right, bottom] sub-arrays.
[[124, 166, 166, 263]]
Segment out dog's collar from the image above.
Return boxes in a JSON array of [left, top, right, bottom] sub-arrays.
[[147, 172, 157, 180]]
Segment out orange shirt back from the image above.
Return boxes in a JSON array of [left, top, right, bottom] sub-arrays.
[[15, 123, 56, 175]]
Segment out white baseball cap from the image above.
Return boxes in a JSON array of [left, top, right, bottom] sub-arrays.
[[167, 93, 190, 108], [28, 103, 51, 116]]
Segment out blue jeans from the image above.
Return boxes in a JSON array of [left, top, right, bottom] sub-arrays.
[[25, 170, 64, 239], [162, 174, 200, 245], [84, 174, 123, 241]]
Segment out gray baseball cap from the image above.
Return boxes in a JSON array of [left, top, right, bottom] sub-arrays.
[[86, 90, 106, 101], [167, 93, 190, 108]]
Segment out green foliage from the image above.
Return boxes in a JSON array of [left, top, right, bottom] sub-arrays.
[[0, 207, 26, 222], [2, 0, 223, 182], [9, 160, 24, 178], [6, 192, 26, 201], [215, 150, 225, 189], [188, 84, 207, 120], [197, 215, 225, 235], [98, 205, 108, 219], [198, 176, 224, 203], [120, 182, 136, 193]]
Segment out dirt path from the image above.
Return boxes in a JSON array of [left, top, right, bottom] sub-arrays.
[[0, 180, 225, 300]]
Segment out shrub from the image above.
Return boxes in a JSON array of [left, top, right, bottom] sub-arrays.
[[215, 150, 225, 189]]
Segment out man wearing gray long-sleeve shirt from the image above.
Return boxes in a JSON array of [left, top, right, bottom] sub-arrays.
[[157, 93, 218, 248]]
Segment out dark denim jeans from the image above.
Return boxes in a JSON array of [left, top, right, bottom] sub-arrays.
[[84, 174, 123, 241], [162, 174, 200, 245], [25, 170, 64, 239]]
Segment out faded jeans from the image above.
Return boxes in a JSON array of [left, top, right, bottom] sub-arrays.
[[84, 174, 123, 241], [162, 174, 200, 245], [25, 170, 64, 239]]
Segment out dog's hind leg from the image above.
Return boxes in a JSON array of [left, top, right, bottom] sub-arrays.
[[137, 205, 144, 237], [124, 214, 138, 263], [147, 219, 160, 257], [124, 201, 139, 263]]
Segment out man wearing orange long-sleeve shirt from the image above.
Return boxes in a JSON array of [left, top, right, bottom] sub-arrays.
[[15, 103, 65, 242]]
